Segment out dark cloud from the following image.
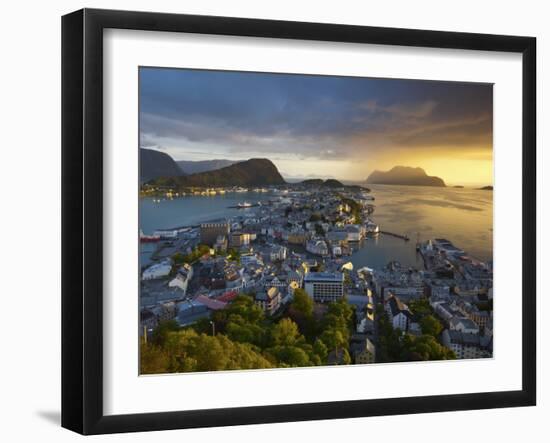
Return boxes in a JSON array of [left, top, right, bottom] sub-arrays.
[[139, 67, 493, 161]]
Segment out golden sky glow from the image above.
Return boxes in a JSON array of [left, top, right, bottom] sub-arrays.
[[140, 68, 494, 187]]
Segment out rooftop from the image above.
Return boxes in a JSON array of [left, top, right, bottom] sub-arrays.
[[304, 272, 344, 283]]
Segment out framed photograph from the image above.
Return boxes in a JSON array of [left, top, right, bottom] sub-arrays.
[[61, 8, 536, 435]]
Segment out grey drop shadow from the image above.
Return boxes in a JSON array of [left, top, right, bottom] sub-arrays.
[[36, 410, 61, 426]]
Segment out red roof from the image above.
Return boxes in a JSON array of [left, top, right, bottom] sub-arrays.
[[195, 295, 227, 311], [216, 291, 239, 303]]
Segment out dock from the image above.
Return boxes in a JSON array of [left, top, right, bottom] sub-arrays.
[[380, 231, 410, 241], [227, 203, 261, 209]]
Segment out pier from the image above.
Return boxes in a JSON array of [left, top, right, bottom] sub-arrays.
[[380, 231, 410, 241], [227, 203, 261, 209]]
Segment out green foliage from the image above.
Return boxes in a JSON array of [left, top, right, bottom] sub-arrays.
[[270, 318, 301, 346], [377, 310, 454, 362], [171, 252, 185, 265], [156, 329, 274, 373], [265, 345, 312, 367], [288, 288, 316, 337], [264, 318, 327, 368], [407, 298, 444, 338], [140, 342, 170, 374], [314, 223, 325, 236], [290, 289, 314, 319], [211, 294, 267, 347], [343, 271, 353, 287], [476, 299, 493, 311], [341, 197, 364, 224], [227, 248, 241, 263], [309, 213, 322, 222], [407, 298, 432, 318], [141, 295, 359, 373], [173, 244, 210, 265], [151, 320, 180, 346], [320, 328, 347, 351], [400, 334, 456, 361], [420, 315, 444, 337], [318, 299, 355, 356], [313, 339, 329, 362]]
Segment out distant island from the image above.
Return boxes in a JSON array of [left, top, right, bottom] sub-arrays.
[[366, 166, 446, 187], [453, 185, 464, 188], [177, 159, 238, 175], [478, 186, 493, 191], [301, 178, 344, 188], [140, 148, 183, 182], [147, 158, 286, 188]]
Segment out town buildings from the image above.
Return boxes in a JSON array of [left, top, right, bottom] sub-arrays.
[[304, 272, 344, 302], [351, 337, 376, 364], [200, 221, 230, 246], [255, 287, 282, 315], [140, 183, 493, 365]]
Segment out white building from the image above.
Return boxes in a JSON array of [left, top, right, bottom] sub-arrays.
[[304, 272, 344, 302], [385, 295, 414, 331], [345, 224, 363, 242], [142, 261, 172, 280], [449, 317, 480, 335], [441, 330, 491, 359], [168, 263, 193, 295], [306, 239, 329, 256], [153, 229, 178, 239], [270, 245, 288, 262]]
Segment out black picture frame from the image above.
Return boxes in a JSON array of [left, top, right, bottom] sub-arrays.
[[61, 8, 537, 435]]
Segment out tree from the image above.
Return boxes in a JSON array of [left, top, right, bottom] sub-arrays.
[[227, 248, 241, 263], [290, 289, 314, 319], [312, 338, 329, 363], [151, 320, 180, 346], [173, 244, 210, 265], [400, 334, 455, 361], [288, 288, 316, 337], [309, 213, 322, 222], [420, 315, 443, 337], [408, 298, 432, 317], [320, 328, 347, 352], [159, 328, 274, 372], [211, 294, 268, 347], [270, 318, 301, 347], [314, 223, 325, 236], [140, 343, 170, 374], [172, 252, 185, 265], [343, 271, 353, 287], [265, 344, 311, 368]]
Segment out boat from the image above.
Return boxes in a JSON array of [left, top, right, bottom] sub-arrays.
[[237, 201, 253, 208], [139, 230, 160, 243]]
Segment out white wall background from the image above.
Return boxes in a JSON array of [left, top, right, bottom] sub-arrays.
[[0, 0, 546, 441]]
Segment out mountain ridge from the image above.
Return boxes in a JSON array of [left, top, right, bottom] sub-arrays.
[[147, 158, 286, 188], [140, 148, 183, 182], [177, 159, 238, 175], [366, 166, 446, 187]]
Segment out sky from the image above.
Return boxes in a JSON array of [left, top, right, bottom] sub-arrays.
[[139, 67, 493, 186]]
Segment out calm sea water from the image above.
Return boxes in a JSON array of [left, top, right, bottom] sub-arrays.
[[364, 184, 493, 263], [139, 185, 493, 270], [140, 192, 274, 233]]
